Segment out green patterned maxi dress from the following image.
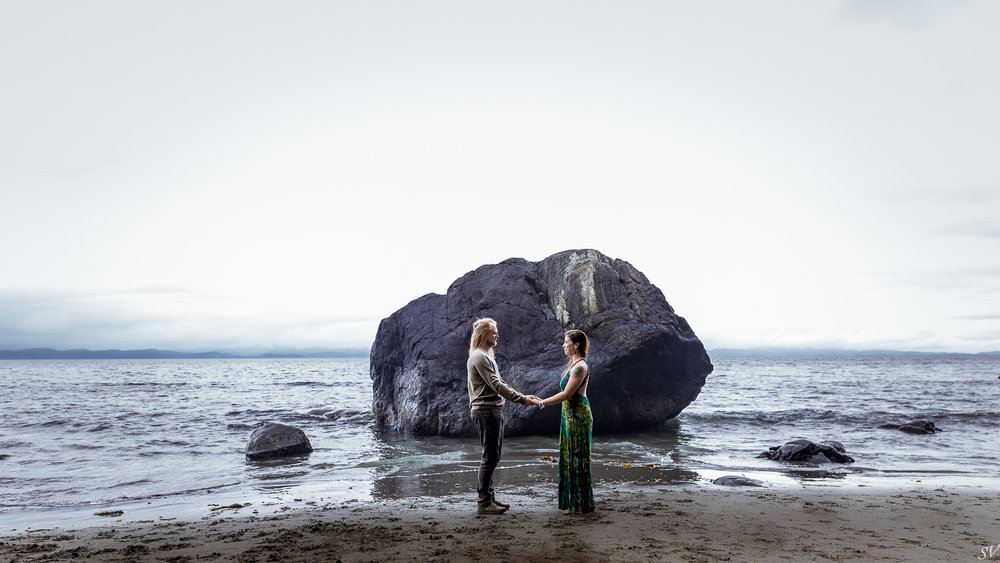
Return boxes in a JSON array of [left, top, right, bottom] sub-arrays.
[[558, 360, 595, 514]]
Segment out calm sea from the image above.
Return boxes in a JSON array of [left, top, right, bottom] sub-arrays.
[[1, 356, 998, 529]]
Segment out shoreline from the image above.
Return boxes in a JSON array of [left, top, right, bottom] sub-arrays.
[[3, 455, 992, 536], [3, 480, 998, 562]]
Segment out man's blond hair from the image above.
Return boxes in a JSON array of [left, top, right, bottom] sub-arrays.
[[469, 318, 497, 357]]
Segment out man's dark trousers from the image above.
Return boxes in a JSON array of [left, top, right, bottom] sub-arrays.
[[471, 407, 503, 507]]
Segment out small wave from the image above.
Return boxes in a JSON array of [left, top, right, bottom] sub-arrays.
[[358, 450, 464, 470], [227, 423, 254, 431], [145, 439, 190, 447], [87, 481, 243, 504], [12, 418, 76, 429], [931, 411, 1000, 427], [34, 419, 72, 428], [87, 423, 113, 432], [68, 443, 104, 450], [306, 408, 376, 424], [681, 409, 916, 428], [225, 409, 284, 417], [677, 445, 717, 455], [0, 440, 32, 449], [252, 470, 310, 481], [285, 380, 359, 387], [308, 462, 340, 470], [108, 479, 154, 489], [876, 468, 972, 475]]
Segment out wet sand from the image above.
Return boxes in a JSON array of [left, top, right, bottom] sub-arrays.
[[3, 481, 999, 562]]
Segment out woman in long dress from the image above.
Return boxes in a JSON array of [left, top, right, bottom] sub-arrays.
[[537, 329, 595, 514]]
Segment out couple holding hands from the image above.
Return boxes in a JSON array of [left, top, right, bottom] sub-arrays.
[[467, 317, 595, 515]]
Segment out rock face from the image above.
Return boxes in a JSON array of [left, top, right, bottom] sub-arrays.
[[245, 422, 313, 460], [757, 440, 855, 464], [370, 249, 713, 437]]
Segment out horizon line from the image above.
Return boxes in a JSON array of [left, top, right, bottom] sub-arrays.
[[1, 345, 998, 360]]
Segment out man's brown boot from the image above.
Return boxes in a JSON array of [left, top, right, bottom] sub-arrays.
[[477, 502, 507, 515], [492, 498, 510, 509]]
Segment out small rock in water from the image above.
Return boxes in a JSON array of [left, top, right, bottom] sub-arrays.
[[713, 475, 766, 487], [245, 422, 313, 460], [878, 419, 939, 434], [757, 439, 854, 463]]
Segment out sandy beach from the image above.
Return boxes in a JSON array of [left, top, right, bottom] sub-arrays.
[[3, 480, 998, 562]]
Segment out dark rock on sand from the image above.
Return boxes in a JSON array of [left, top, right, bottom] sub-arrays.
[[245, 422, 313, 460], [878, 419, 939, 434], [713, 475, 766, 487], [758, 440, 855, 464], [370, 249, 713, 437]]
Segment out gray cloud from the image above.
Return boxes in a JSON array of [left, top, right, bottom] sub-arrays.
[[951, 314, 1000, 321], [871, 265, 1000, 293], [880, 186, 1000, 206], [0, 289, 378, 351], [930, 221, 1000, 239], [840, 0, 978, 30]]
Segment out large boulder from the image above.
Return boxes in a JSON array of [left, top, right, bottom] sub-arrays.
[[245, 422, 313, 460], [370, 249, 713, 436]]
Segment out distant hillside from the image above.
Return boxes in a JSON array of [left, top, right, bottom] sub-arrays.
[[4, 347, 996, 360], [0, 348, 371, 360], [709, 347, 1000, 357]]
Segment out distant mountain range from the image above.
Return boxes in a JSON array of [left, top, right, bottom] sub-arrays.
[[1, 346, 997, 360], [0, 348, 371, 360]]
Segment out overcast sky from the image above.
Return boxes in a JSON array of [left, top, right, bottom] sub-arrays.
[[1, 0, 998, 353]]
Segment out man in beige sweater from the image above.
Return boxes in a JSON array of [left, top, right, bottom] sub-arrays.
[[467, 317, 541, 515]]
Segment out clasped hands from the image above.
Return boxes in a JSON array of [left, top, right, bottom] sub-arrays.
[[522, 395, 544, 407]]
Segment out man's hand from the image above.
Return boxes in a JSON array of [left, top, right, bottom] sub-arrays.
[[523, 395, 543, 407]]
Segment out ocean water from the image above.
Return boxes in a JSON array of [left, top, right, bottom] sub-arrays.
[[1, 356, 998, 529]]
